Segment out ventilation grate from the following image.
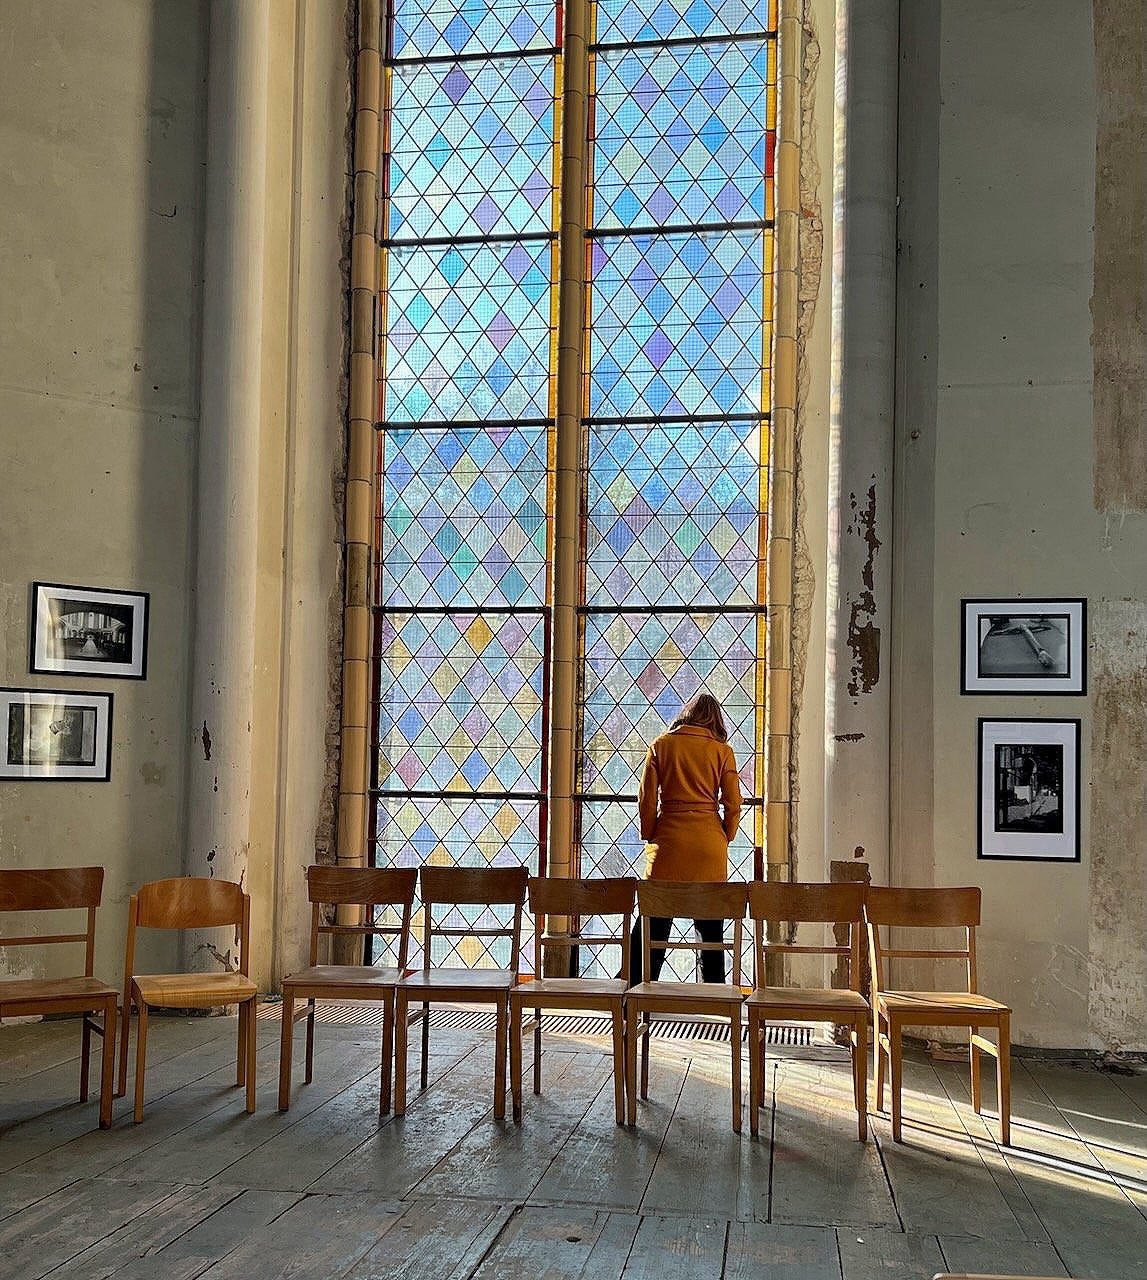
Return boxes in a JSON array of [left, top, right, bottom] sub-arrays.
[[259, 1001, 813, 1046]]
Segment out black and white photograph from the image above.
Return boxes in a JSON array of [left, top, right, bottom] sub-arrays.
[[978, 718, 1080, 861], [30, 581, 150, 680], [961, 598, 1086, 694], [0, 688, 113, 781]]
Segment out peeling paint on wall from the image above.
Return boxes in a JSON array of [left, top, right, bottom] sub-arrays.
[[1088, 598, 1147, 1053], [845, 479, 881, 696], [1092, 0, 1147, 513]]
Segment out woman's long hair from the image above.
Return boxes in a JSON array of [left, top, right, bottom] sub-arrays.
[[670, 692, 728, 742]]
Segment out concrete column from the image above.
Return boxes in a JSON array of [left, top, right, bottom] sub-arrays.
[[823, 0, 898, 883]]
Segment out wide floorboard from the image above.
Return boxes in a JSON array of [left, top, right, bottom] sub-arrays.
[[2, 1011, 1145, 1279]]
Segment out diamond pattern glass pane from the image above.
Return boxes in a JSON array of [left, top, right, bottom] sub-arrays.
[[376, 612, 545, 794], [588, 230, 765, 418], [379, 426, 549, 608], [593, 0, 775, 46], [593, 42, 770, 230], [392, 0, 556, 60], [384, 241, 554, 423], [581, 611, 760, 797], [389, 58, 555, 241], [584, 420, 764, 608]]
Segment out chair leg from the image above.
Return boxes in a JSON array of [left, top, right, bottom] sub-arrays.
[[997, 1013, 1011, 1147], [874, 1013, 886, 1112], [116, 996, 131, 1098], [278, 993, 294, 1111], [98, 998, 116, 1129], [970, 1023, 983, 1114], [304, 999, 316, 1085], [532, 1013, 542, 1096], [625, 1003, 638, 1125], [245, 999, 257, 1113], [379, 995, 394, 1120], [730, 1004, 742, 1135], [394, 993, 409, 1117], [420, 1001, 430, 1091], [80, 1012, 92, 1103], [610, 1005, 626, 1127], [640, 1014, 650, 1100], [889, 1018, 903, 1143], [237, 1001, 247, 1087], [133, 1002, 149, 1123], [510, 1001, 524, 1124], [748, 1010, 760, 1137], [853, 1017, 868, 1143], [494, 997, 508, 1122]]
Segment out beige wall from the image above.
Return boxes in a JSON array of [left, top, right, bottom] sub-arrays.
[[0, 0, 208, 978]]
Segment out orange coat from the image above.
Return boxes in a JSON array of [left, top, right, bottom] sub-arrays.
[[637, 725, 741, 882]]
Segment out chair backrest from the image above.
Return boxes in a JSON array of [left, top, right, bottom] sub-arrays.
[[636, 880, 748, 985], [124, 878, 251, 994], [528, 876, 636, 981], [418, 864, 529, 973], [864, 886, 981, 995], [304, 865, 418, 968], [0, 866, 104, 977], [748, 881, 866, 990]]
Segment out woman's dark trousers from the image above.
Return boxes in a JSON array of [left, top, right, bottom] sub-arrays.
[[628, 917, 726, 984]]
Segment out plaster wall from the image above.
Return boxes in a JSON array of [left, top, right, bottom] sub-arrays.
[[0, 0, 207, 980], [893, 0, 1147, 1050]]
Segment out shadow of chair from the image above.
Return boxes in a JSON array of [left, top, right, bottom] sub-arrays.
[[117, 876, 257, 1121], [510, 875, 636, 1125], [0, 866, 118, 1129], [747, 880, 870, 1140], [625, 880, 749, 1132], [866, 885, 1011, 1144], [278, 865, 418, 1117], [393, 864, 529, 1122]]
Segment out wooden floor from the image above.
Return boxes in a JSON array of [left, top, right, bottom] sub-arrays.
[[2, 1011, 1146, 1279]]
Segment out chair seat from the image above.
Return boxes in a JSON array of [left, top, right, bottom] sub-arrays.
[[397, 968, 516, 992], [626, 981, 745, 1003], [511, 977, 628, 1000], [747, 985, 868, 1011], [283, 965, 402, 991], [0, 974, 117, 1006], [132, 971, 257, 1008], [879, 990, 1009, 1015]]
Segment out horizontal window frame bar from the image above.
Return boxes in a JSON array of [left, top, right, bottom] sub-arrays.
[[578, 603, 767, 616], [372, 788, 544, 802], [583, 411, 769, 427], [590, 29, 777, 55], [587, 218, 772, 241], [578, 792, 764, 806], [376, 418, 554, 432], [384, 229, 556, 250], [373, 604, 550, 617], [388, 45, 560, 70]]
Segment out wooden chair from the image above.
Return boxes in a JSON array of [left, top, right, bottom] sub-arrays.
[[393, 864, 529, 1121], [510, 875, 636, 1125], [625, 881, 749, 1132], [278, 866, 418, 1117], [0, 867, 118, 1129], [866, 885, 1011, 1144], [747, 881, 869, 1140], [117, 877, 257, 1122]]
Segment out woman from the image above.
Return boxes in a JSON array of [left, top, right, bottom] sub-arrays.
[[630, 692, 741, 983]]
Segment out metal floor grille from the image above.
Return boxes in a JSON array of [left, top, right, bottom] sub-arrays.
[[259, 1001, 814, 1046]]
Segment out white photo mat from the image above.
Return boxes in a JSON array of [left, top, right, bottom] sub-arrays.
[[0, 688, 114, 781], [977, 718, 1080, 862], [961, 598, 1086, 695], [30, 581, 150, 680]]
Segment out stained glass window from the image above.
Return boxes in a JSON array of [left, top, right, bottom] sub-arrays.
[[374, 0, 777, 978]]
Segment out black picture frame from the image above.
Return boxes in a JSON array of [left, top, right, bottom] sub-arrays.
[[29, 581, 150, 681], [960, 598, 1086, 695], [0, 688, 114, 782], [977, 718, 1081, 862]]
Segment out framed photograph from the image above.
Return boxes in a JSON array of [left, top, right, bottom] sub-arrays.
[[978, 718, 1080, 862], [0, 688, 113, 781], [960, 598, 1086, 695], [30, 582, 149, 680]]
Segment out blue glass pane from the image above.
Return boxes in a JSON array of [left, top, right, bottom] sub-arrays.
[[389, 57, 555, 241], [594, 0, 773, 46], [593, 41, 768, 230], [588, 229, 764, 418], [385, 241, 554, 422], [392, 0, 555, 60], [585, 420, 763, 607]]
